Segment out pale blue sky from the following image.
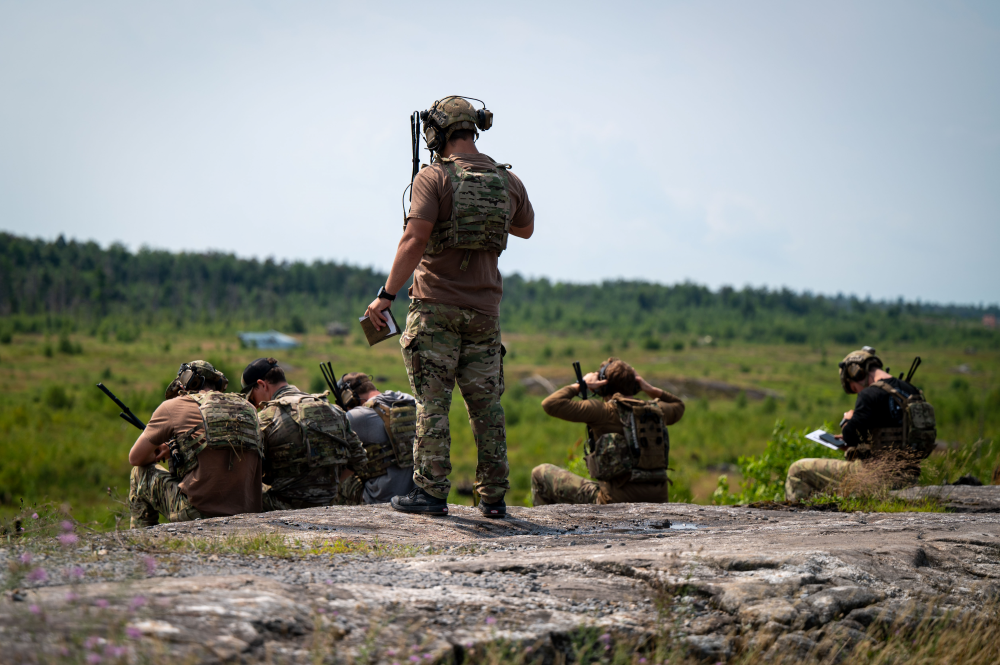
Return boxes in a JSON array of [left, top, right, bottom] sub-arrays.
[[1, 1, 997, 305]]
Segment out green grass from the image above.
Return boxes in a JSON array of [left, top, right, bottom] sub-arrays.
[[1, 326, 997, 527]]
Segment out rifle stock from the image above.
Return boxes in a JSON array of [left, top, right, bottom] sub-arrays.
[[572, 361, 588, 400]]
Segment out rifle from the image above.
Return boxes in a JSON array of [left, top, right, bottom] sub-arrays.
[[319, 362, 345, 409], [96, 383, 145, 430], [902, 357, 921, 384]]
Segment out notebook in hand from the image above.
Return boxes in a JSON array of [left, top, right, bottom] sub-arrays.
[[358, 309, 401, 346]]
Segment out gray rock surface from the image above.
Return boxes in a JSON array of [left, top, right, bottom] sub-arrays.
[[1, 501, 998, 663]]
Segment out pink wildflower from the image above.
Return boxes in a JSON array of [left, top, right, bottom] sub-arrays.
[[485, 615, 496, 625], [28, 567, 47, 582], [19, 552, 32, 564], [31, 513, 39, 519], [61, 520, 75, 532], [386, 649, 397, 656], [58, 533, 79, 546], [128, 596, 146, 611], [316, 607, 326, 614], [95, 598, 109, 608], [125, 626, 142, 640], [143, 557, 157, 575], [86, 653, 102, 664], [69, 566, 85, 579], [29, 604, 41, 615], [65, 592, 78, 602]]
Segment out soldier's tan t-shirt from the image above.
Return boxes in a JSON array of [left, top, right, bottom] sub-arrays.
[[406, 152, 534, 317], [135, 395, 263, 517]]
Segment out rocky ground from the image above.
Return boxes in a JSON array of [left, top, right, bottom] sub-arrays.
[[3, 489, 1000, 664]]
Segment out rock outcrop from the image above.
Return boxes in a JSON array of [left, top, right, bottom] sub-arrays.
[[2, 498, 999, 663]]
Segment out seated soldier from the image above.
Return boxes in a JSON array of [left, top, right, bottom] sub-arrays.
[[240, 358, 368, 511], [785, 347, 936, 501], [128, 361, 263, 528], [338, 372, 418, 504], [531, 358, 685, 505]]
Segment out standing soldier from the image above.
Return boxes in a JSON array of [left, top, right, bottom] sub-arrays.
[[364, 96, 535, 518], [338, 372, 419, 503], [240, 358, 368, 510], [531, 358, 684, 505], [128, 361, 263, 528]]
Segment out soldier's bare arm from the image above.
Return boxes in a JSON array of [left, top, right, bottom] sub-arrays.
[[364, 218, 434, 329], [509, 219, 534, 239]]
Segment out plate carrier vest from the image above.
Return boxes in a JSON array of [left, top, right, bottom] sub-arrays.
[[355, 394, 416, 480], [423, 155, 512, 271], [261, 391, 355, 478], [867, 380, 937, 459], [584, 396, 670, 483], [167, 392, 263, 479]]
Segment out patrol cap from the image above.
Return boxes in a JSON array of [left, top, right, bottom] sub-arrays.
[[240, 357, 279, 395]]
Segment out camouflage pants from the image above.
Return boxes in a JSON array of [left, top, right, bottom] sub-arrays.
[[262, 474, 363, 511], [128, 465, 202, 529], [531, 464, 601, 505], [400, 300, 507, 503], [784, 458, 858, 502], [531, 463, 670, 505]]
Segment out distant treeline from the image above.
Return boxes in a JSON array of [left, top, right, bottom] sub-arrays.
[[1, 232, 997, 348]]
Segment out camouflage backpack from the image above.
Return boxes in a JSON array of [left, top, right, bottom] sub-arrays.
[[168, 392, 263, 479], [585, 396, 670, 483], [354, 393, 417, 480], [423, 154, 512, 270], [259, 390, 354, 478], [868, 381, 937, 459]]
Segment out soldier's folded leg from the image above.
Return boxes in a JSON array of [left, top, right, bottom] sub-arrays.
[[402, 301, 462, 501], [129, 465, 202, 528], [530, 463, 602, 506], [454, 311, 508, 504], [784, 458, 856, 502], [336, 474, 364, 506], [261, 489, 294, 512]]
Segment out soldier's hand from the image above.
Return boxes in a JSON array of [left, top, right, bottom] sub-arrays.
[[843, 409, 854, 421], [582, 371, 607, 392], [636, 375, 655, 394], [364, 298, 392, 330], [152, 443, 171, 463]]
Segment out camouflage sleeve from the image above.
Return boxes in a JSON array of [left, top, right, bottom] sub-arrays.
[[343, 417, 368, 470], [654, 392, 685, 426]]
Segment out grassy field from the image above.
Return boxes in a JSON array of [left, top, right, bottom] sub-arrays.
[[1, 324, 997, 528]]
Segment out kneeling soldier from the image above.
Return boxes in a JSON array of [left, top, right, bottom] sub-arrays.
[[241, 358, 368, 510], [128, 361, 263, 528], [785, 347, 936, 501], [338, 372, 419, 504], [531, 358, 685, 505]]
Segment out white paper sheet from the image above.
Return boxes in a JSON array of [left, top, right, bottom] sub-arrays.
[[805, 429, 845, 450]]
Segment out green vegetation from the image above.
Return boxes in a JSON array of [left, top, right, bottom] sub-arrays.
[[0, 232, 998, 525]]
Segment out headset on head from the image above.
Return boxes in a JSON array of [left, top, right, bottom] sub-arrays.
[[419, 96, 493, 153], [596, 361, 641, 398], [336, 373, 372, 410], [838, 346, 882, 391]]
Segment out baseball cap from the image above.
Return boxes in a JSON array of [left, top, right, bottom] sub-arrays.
[[240, 357, 279, 395]]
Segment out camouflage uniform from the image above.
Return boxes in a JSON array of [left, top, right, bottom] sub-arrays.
[[784, 458, 858, 502], [258, 385, 368, 510], [400, 300, 507, 502], [531, 464, 601, 505], [129, 465, 202, 527]]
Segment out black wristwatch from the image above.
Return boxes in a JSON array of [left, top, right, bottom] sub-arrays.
[[376, 286, 396, 302]]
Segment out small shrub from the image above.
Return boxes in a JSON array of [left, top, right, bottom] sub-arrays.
[[0, 332, 11, 344], [310, 375, 328, 394], [643, 337, 661, 351], [761, 395, 777, 414], [735, 391, 748, 409], [672, 340, 684, 351], [43, 344, 53, 358], [44, 386, 74, 410], [289, 315, 307, 334]]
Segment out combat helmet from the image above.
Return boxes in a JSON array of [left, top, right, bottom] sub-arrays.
[[420, 96, 493, 153], [838, 346, 883, 394], [165, 360, 229, 399]]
